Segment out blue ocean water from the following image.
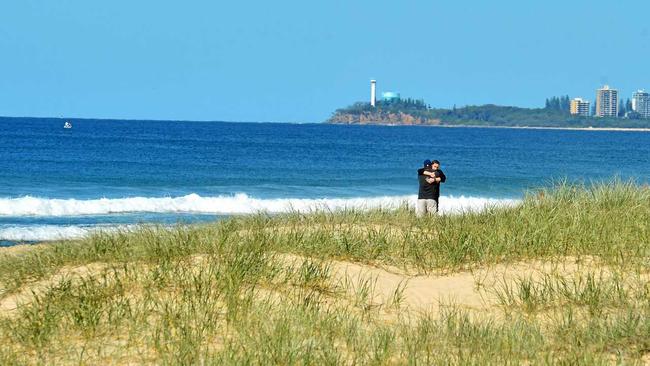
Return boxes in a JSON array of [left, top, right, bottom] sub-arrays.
[[1, 117, 649, 244]]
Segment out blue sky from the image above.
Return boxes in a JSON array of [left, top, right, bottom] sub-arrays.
[[1, 0, 649, 122]]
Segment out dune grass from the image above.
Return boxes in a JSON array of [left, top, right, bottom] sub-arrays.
[[0, 181, 649, 364]]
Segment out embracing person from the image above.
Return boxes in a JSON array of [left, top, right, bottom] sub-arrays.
[[416, 159, 447, 217]]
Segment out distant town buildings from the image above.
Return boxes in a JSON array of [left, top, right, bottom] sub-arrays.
[[632, 90, 650, 118], [570, 98, 590, 117], [566, 86, 649, 119], [595, 85, 618, 117]]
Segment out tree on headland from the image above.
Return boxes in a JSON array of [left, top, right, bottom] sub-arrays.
[[560, 95, 571, 113], [544, 95, 570, 114], [545, 97, 558, 110], [618, 99, 626, 117]]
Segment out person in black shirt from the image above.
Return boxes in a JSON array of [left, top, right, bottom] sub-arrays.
[[417, 160, 436, 217], [417, 159, 446, 216]]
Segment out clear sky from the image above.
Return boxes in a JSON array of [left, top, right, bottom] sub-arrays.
[[1, 0, 649, 122]]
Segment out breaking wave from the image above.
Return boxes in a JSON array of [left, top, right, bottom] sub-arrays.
[[0, 193, 518, 217], [0, 194, 520, 241]]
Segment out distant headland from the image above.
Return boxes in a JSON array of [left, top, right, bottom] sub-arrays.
[[326, 81, 650, 129]]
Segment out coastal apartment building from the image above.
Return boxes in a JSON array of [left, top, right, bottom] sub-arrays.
[[569, 98, 590, 116], [595, 85, 618, 117], [632, 90, 650, 118]]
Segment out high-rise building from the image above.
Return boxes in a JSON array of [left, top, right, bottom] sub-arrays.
[[570, 98, 590, 116], [370, 80, 376, 107], [595, 85, 618, 117], [632, 90, 650, 118]]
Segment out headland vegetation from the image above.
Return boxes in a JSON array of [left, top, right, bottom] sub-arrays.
[[1, 181, 649, 364], [327, 98, 650, 129]]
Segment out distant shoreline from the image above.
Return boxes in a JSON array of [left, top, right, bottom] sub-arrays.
[[342, 122, 650, 132], [434, 124, 650, 132]]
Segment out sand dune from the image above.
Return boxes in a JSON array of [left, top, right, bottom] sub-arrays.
[[0, 253, 607, 320]]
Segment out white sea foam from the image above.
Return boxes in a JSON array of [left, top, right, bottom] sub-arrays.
[[0, 195, 521, 241], [0, 225, 126, 242], [0, 194, 518, 217]]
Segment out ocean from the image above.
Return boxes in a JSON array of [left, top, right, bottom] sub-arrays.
[[1, 117, 649, 245]]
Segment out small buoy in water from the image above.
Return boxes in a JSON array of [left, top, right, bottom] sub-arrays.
[[64, 121, 72, 129]]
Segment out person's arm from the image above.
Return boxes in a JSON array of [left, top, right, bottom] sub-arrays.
[[425, 177, 435, 184], [436, 170, 446, 184], [422, 170, 436, 177], [427, 171, 446, 183]]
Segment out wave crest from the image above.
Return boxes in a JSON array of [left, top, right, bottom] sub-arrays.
[[0, 193, 517, 217]]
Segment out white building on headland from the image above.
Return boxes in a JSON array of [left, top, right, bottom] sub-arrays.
[[370, 80, 376, 107], [570, 98, 590, 116], [595, 85, 618, 117], [632, 90, 650, 118], [382, 91, 400, 102]]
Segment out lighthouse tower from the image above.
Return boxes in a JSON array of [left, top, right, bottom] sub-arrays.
[[370, 80, 376, 107]]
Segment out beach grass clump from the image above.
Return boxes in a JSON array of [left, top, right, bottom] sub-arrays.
[[493, 270, 649, 315], [0, 181, 649, 364]]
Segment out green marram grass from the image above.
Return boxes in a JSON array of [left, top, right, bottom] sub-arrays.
[[0, 181, 648, 365]]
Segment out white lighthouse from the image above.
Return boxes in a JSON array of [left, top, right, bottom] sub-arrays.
[[370, 79, 376, 107]]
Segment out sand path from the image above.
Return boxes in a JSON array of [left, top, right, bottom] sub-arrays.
[[278, 254, 602, 315]]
